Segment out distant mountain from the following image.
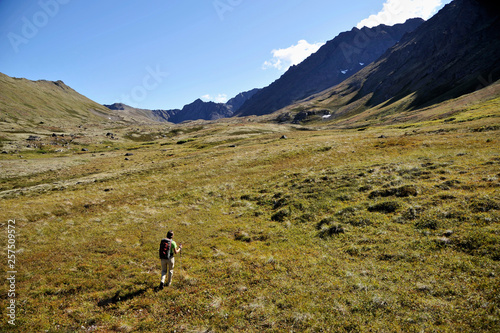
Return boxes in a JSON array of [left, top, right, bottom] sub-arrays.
[[104, 103, 169, 123], [280, 0, 500, 123], [105, 88, 260, 123], [236, 18, 424, 117], [167, 99, 233, 123], [225, 88, 260, 113], [0, 72, 118, 125]]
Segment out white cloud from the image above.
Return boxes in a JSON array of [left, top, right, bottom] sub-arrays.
[[356, 0, 448, 29], [201, 93, 228, 103], [262, 39, 325, 71]]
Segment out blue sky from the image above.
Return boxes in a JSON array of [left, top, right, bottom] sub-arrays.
[[0, 0, 451, 110]]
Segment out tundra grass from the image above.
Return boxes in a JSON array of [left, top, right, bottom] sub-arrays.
[[0, 120, 499, 332]]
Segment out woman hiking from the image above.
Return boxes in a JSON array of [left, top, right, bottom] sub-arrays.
[[158, 230, 182, 289]]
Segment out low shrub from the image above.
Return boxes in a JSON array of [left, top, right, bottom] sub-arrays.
[[415, 218, 440, 230], [176, 138, 195, 144], [234, 230, 252, 242], [318, 223, 345, 238], [368, 201, 402, 213], [368, 185, 418, 198], [316, 217, 335, 230], [271, 208, 290, 222], [469, 197, 500, 213], [296, 213, 315, 223], [453, 231, 500, 260]]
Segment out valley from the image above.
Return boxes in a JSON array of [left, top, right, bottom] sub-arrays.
[[1, 0, 499, 331], [0, 96, 498, 331]]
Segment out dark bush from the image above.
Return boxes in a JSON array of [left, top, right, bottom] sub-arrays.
[[240, 194, 256, 201], [296, 213, 315, 223], [316, 217, 335, 230], [345, 218, 372, 227], [435, 180, 461, 190], [337, 206, 358, 217], [234, 231, 252, 242], [368, 201, 402, 213], [401, 206, 425, 221], [358, 185, 373, 192], [273, 197, 289, 210], [176, 138, 195, 144], [318, 223, 345, 238], [415, 218, 439, 230], [368, 185, 418, 198], [453, 232, 500, 260], [469, 197, 499, 213], [271, 209, 290, 222]]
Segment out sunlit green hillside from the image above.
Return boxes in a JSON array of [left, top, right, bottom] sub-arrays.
[[0, 73, 118, 126]]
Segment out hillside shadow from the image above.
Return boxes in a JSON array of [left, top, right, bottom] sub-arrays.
[[346, 71, 499, 115]]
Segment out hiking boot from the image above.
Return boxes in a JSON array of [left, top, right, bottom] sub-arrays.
[[159, 282, 164, 290]]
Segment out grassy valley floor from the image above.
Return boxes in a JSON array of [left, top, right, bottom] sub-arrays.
[[0, 117, 499, 332]]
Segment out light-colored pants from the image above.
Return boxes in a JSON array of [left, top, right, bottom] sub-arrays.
[[160, 257, 175, 285]]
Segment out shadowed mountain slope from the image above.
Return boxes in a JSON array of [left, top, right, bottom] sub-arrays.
[[351, 0, 500, 109], [281, 0, 500, 124], [236, 18, 424, 117]]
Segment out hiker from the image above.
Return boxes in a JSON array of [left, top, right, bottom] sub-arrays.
[[158, 230, 182, 289]]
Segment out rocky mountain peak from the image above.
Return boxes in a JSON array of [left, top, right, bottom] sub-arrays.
[[236, 18, 424, 117]]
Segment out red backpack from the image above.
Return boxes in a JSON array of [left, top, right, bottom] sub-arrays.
[[159, 238, 172, 259]]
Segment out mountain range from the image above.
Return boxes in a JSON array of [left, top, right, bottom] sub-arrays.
[[99, 0, 500, 124], [1, 0, 498, 127], [338, 0, 500, 110], [104, 88, 260, 123], [253, 0, 500, 123], [103, 17, 423, 124], [236, 18, 424, 117]]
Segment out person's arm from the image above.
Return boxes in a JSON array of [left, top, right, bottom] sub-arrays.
[[174, 243, 182, 254]]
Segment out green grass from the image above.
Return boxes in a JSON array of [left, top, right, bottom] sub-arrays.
[[0, 72, 117, 126], [0, 115, 499, 332], [0, 135, 9, 149]]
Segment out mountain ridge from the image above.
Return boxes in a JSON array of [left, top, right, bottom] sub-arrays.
[[236, 18, 424, 117], [268, 0, 500, 125], [3, 0, 499, 129], [353, 0, 500, 109], [0, 72, 120, 125], [105, 88, 260, 123]]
